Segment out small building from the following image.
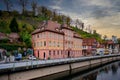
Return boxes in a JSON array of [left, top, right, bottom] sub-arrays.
[[8, 33, 20, 42], [82, 38, 98, 56], [32, 20, 83, 59], [104, 39, 119, 54]]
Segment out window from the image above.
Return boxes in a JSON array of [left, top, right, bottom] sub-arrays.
[[37, 42, 39, 47], [37, 34, 39, 38], [34, 43, 36, 47], [44, 41, 46, 46], [57, 42, 59, 47], [53, 51, 55, 55], [57, 50, 59, 55], [54, 41, 56, 47], [41, 41, 42, 47], [49, 41, 51, 47]]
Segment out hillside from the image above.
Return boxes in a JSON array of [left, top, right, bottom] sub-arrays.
[[71, 27, 102, 42], [0, 9, 102, 50]]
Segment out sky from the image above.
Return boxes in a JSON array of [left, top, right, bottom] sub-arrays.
[[0, 0, 120, 38]]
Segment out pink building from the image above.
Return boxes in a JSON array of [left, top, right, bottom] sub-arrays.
[[32, 20, 83, 59]]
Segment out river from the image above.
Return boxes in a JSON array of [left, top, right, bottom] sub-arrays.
[[33, 61, 120, 80]]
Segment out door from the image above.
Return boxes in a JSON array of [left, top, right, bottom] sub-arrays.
[[44, 52, 46, 59], [38, 50, 39, 58], [68, 51, 70, 58]]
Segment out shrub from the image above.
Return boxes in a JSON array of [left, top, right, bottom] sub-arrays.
[[0, 38, 9, 43], [0, 43, 25, 51]]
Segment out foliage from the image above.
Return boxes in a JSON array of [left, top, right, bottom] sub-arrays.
[[27, 48, 33, 55], [6, 52, 11, 57], [71, 27, 102, 42], [0, 38, 9, 43], [20, 31, 32, 47], [0, 20, 11, 33], [0, 43, 25, 51], [9, 17, 19, 32]]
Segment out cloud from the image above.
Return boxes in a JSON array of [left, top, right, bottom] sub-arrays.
[[1, 0, 119, 38], [49, 5, 62, 10]]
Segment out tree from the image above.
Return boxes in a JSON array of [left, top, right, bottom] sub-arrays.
[[9, 17, 19, 32], [19, 0, 28, 15], [31, 0, 37, 16], [81, 23, 84, 30], [75, 19, 83, 29], [37, 6, 42, 16], [103, 35, 107, 40], [66, 16, 71, 26], [20, 31, 32, 47], [93, 30, 97, 34], [3, 0, 12, 11]]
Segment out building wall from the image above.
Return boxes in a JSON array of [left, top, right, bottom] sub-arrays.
[[32, 29, 83, 59], [32, 31, 64, 59]]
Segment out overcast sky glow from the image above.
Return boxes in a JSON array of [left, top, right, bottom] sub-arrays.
[[0, 0, 120, 38]]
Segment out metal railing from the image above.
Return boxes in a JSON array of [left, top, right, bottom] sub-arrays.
[[0, 54, 120, 70]]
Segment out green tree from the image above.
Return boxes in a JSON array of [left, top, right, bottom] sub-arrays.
[[9, 17, 19, 32], [20, 31, 32, 47]]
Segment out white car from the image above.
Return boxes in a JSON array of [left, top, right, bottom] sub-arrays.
[[28, 55, 36, 60]]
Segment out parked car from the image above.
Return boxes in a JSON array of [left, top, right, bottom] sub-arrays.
[[104, 49, 109, 55], [28, 55, 36, 60], [96, 48, 104, 55], [15, 53, 22, 61]]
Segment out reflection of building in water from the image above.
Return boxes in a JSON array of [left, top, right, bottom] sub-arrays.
[[104, 67, 109, 73], [82, 72, 98, 80], [111, 64, 118, 74], [118, 62, 120, 67]]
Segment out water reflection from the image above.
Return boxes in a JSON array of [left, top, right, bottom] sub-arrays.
[[33, 61, 120, 80]]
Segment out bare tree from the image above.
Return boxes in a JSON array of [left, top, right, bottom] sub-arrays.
[[75, 19, 83, 29], [3, 0, 12, 11], [81, 23, 84, 30], [31, 0, 37, 16], [19, 0, 28, 15], [37, 6, 42, 16], [103, 35, 107, 40]]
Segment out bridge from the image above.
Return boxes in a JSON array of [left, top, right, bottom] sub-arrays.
[[0, 54, 120, 80]]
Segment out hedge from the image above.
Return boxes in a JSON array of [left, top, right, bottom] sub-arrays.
[[0, 43, 25, 51]]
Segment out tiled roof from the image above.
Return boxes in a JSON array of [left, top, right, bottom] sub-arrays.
[[32, 20, 64, 35], [32, 20, 82, 39], [82, 38, 97, 46], [8, 33, 20, 39], [73, 33, 83, 39]]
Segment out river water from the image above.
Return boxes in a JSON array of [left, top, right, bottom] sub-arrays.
[[33, 61, 120, 80]]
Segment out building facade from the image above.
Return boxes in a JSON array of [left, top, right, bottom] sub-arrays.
[[32, 20, 83, 59], [82, 38, 98, 56]]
